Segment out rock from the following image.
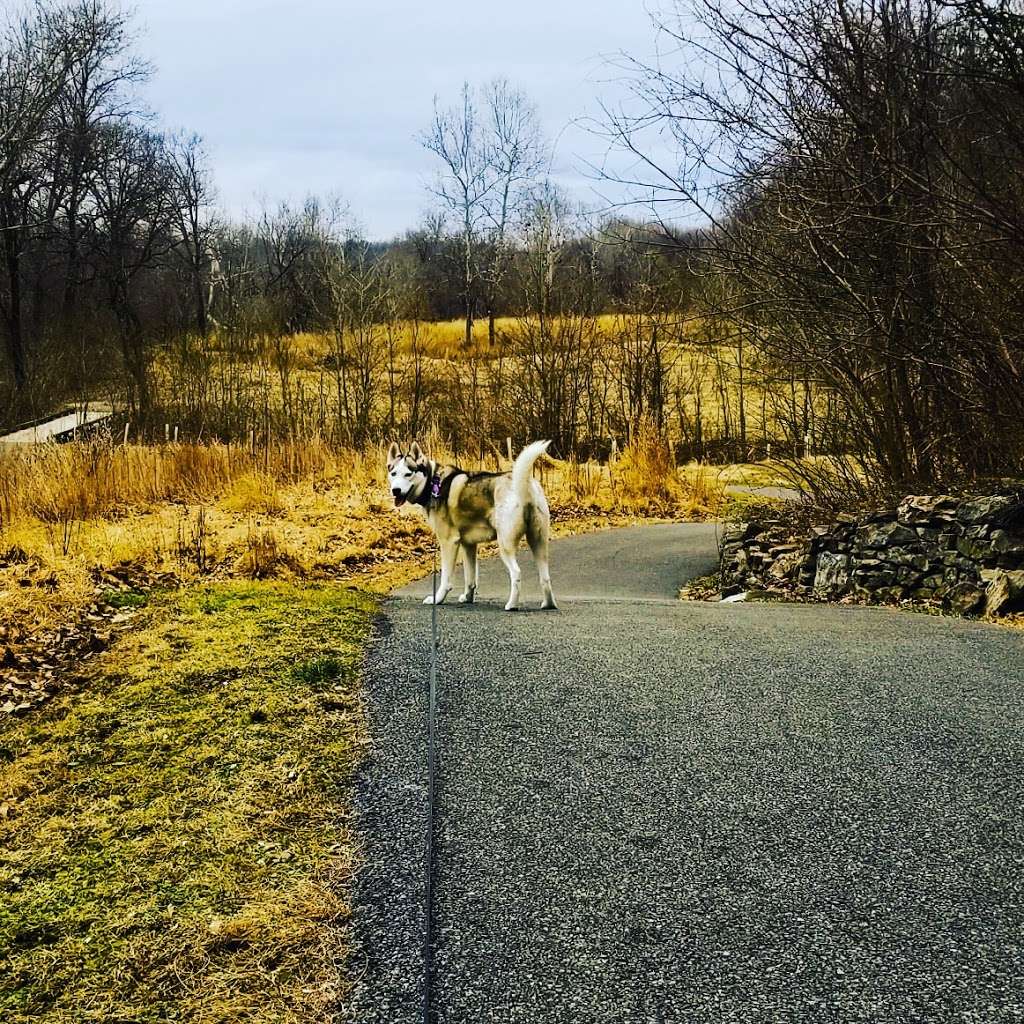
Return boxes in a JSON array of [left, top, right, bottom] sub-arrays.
[[721, 491, 1022, 619], [944, 560, 981, 583], [956, 536, 990, 561], [946, 582, 985, 616], [721, 523, 752, 544], [963, 525, 992, 544], [814, 551, 850, 592], [858, 521, 919, 548], [990, 530, 1024, 557], [898, 495, 958, 521], [856, 570, 897, 588], [769, 550, 805, 581], [956, 495, 1015, 525], [985, 570, 1024, 616], [889, 550, 929, 571]]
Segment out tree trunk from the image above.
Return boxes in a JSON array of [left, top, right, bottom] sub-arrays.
[[193, 260, 208, 337], [1, 200, 27, 390], [737, 332, 747, 449]]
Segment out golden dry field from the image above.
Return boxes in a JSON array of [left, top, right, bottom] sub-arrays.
[[154, 317, 821, 454]]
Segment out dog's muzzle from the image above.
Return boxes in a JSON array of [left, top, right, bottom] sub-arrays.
[[392, 488, 406, 507]]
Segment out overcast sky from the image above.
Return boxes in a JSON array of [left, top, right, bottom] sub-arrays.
[[137, 0, 670, 240]]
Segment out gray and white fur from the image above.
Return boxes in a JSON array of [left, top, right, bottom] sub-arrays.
[[386, 439, 557, 611]]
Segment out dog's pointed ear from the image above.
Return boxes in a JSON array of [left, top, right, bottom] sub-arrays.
[[386, 441, 402, 466], [408, 441, 424, 463]]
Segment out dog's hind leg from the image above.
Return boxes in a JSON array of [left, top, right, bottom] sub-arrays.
[[527, 512, 557, 610], [423, 538, 458, 605], [496, 535, 522, 611], [458, 543, 478, 604]]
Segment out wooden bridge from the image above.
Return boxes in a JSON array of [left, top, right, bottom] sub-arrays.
[[0, 405, 115, 447]]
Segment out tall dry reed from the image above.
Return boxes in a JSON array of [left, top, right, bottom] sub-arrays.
[[0, 439, 390, 529]]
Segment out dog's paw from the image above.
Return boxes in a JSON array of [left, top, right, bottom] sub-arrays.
[[541, 600, 558, 610], [458, 592, 475, 604], [423, 594, 446, 605], [504, 602, 520, 612]]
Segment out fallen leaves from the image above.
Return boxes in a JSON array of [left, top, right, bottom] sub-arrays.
[[0, 563, 177, 716]]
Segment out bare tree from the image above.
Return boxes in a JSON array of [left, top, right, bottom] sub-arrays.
[[422, 83, 491, 349], [0, 3, 71, 393], [89, 124, 176, 416], [422, 79, 545, 348], [52, 0, 147, 330], [501, 183, 600, 452], [167, 132, 216, 336], [479, 78, 546, 344], [606, 0, 1024, 496]]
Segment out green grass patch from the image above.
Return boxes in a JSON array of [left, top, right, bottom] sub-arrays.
[[0, 580, 376, 1024], [717, 492, 786, 522], [102, 589, 149, 610]]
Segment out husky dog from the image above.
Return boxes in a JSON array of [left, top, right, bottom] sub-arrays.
[[386, 440, 557, 611]]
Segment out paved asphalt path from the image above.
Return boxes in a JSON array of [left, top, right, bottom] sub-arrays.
[[346, 524, 1024, 1024]]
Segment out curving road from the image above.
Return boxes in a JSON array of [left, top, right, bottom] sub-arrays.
[[346, 523, 1024, 1024]]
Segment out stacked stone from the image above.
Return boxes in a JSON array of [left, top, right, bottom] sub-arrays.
[[719, 493, 1024, 616]]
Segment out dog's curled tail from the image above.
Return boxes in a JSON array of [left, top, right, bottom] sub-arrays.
[[511, 439, 551, 503]]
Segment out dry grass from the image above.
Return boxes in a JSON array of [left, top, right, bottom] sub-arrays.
[[274, 317, 819, 448], [292, 317, 542, 364], [150, 315, 824, 461], [222, 472, 285, 516], [0, 438, 345, 524]]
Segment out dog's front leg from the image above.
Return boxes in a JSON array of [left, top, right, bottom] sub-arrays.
[[423, 539, 458, 605]]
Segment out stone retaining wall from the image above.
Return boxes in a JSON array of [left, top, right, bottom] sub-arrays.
[[720, 493, 1024, 616]]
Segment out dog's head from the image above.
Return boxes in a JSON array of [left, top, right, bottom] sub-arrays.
[[386, 441, 427, 508]]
